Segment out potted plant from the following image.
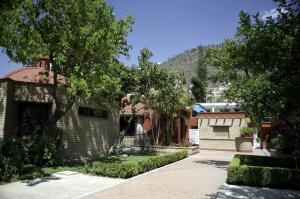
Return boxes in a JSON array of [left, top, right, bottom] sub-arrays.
[[240, 126, 256, 138]]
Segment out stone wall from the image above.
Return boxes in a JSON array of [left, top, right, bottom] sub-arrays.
[[57, 104, 119, 156], [198, 112, 251, 151], [0, 81, 8, 140], [0, 79, 119, 156]]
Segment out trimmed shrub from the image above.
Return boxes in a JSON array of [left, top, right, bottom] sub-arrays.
[[237, 154, 297, 169], [227, 155, 300, 189], [89, 150, 188, 178]]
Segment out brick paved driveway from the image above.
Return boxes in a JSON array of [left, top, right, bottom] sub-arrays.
[[82, 150, 300, 199], [81, 150, 236, 199]]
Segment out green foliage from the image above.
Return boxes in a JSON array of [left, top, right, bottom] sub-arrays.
[[0, 127, 64, 182], [109, 144, 126, 156], [271, 132, 300, 154], [0, 155, 18, 182], [240, 127, 256, 137], [89, 150, 188, 178], [0, 0, 134, 124], [227, 155, 300, 189], [237, 154, 297, 168], [191, 76, 206, 102], [0, 139, 27, 171], [160, 45, 218, 86], [130, 48, 193, 144], [0, 139, 27, 182], [190, 46, 208, 102], [25, 132, 64, 166], [204, 0, 300, 128]]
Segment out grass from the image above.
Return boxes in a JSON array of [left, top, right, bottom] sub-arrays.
[[1, 151, 188, 184]]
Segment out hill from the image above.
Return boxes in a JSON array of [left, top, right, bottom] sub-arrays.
[[160, 45, 218, 85]]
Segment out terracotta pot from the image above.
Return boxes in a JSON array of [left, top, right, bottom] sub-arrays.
[[241, 133, 254, 138]]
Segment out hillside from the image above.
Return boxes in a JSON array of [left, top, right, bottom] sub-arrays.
[[160, 45, 218, 85]]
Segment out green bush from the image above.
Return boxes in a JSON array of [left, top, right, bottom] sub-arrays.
[[271, 133, 299, 154], [237, 154, 297, 169], [0, 154, 18, 182], [89, 150, 188, 178], [24, 133, 64, 166], [0, 127, 64, 182], [0, 139, 27, 182], [227, 155, 300, 189], [240, 127, 256, 137]]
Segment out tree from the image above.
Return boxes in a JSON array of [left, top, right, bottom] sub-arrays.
[[191, 46, 207, 102], [130, 48, 192, 145], [191, 76, 206, 102], [0, 0, 134, 128], [204, 0, 300, 146]]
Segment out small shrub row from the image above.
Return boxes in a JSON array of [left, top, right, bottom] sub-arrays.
[[227, 155, 300, 189], [89, 150, 188, 178], [237, 154, 299, 169]]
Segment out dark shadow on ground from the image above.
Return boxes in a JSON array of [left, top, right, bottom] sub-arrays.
[[207, 183, 300, 199], [193, 160, 229, 170], [21, 175, 61, 187]]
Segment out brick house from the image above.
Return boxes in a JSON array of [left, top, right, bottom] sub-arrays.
[[0, 58, 119, 156]]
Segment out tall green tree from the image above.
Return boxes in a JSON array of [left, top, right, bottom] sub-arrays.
[[0, 0, 134, 127], [131, 48, 191, 144], [204, 0, 300, 129], [191, 46, 207, 102]]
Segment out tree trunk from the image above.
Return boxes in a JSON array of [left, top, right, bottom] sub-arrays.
[[43, 56, 78, 134], [44, 77, 78, 127], [156, 118, 160, 145], [150, 113, 155, 145], [169, 116, 174, 144], [177, 111, 181, 144]]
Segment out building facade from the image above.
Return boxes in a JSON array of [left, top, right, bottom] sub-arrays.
[[0, 63, 119, 157], [198, 112, 252, 151]]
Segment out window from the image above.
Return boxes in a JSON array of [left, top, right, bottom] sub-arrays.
[[19, 102, 50, 136], [78, 106, 107, 118], [213, 126, 229, 137], [213, 126, 229, 133]]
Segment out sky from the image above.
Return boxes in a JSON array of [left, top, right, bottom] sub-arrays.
[[0, 0, 277, 76]]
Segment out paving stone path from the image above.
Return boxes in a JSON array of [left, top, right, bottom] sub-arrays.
[[82, 150, 236, 199], [82, 150, 300, 199], [0, 171, 124, 199]]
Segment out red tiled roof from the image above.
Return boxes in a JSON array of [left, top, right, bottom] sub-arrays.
[[1, 59, 66, 84]]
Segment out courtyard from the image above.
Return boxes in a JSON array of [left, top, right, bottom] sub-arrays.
[[1, 150, 299, 199]]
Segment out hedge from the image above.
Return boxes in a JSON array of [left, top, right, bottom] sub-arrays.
[[237, 154, 298, 169], [89, 150, 188, 178], [227, 155, 300, 189]]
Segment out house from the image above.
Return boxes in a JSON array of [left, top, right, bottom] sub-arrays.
[[120, 102, 149, 146], [0, 58, 119, 157], [120, 102, 187, 146], [206, 83, 228, 102]]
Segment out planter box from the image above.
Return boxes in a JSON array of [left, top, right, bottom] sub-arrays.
[[123, 145, 199, 156], [235, 137, 253, 152]]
